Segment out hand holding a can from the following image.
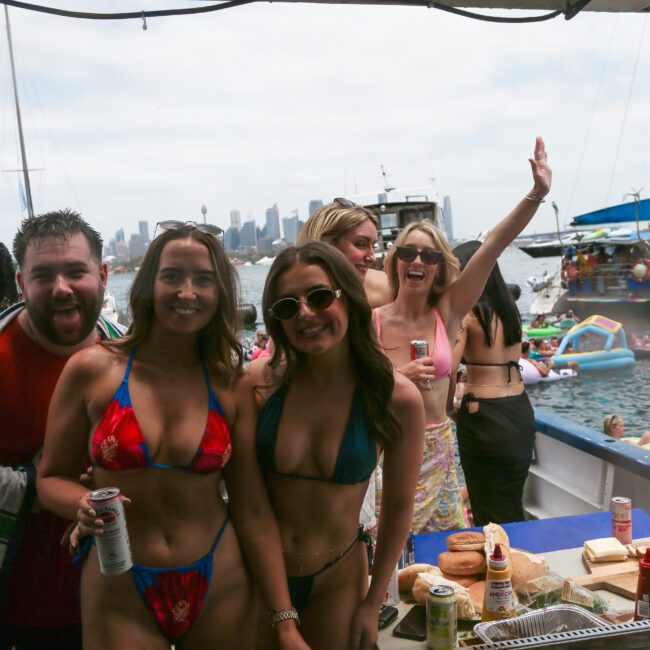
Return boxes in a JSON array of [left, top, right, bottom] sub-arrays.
[[72, 491, 132, 549], [398, 356, 436, 391]]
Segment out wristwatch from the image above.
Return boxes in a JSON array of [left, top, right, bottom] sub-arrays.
[[269, 607, 300, 627]]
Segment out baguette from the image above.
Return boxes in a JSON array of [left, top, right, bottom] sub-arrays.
[[483, 523, 510, 559]]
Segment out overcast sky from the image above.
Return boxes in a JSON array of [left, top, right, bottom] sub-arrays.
[[0, 1, 648, 249]]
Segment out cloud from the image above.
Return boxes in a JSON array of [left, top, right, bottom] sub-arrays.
[[0, 2, 648, 248]]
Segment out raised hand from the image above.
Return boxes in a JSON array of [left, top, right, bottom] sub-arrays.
[[528, 136, 552, 199]]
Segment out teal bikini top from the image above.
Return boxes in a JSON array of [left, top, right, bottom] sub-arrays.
[[256, 384, 376, 485]]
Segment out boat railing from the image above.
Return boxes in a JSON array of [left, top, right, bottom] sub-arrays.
[[523, 408, 649, 520], [564, 260, 650, 293]]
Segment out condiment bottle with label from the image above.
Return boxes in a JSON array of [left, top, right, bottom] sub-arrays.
[[634, 547, 650, 621], [481, 543, 516, 622]]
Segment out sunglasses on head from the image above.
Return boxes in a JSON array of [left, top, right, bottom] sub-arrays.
[[154, 220, 224, 239], [333, 197, 358, 209], [396, 246, 443, 265], [269, 287, 342, 320]]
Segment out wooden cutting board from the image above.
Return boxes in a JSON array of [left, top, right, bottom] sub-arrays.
[[575, 551, 640, 599], [581, 551, 639, 576], [572, 570, 639, 599]]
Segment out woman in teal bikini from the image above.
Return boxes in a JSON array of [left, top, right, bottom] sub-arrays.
[[248, 241, 424, 650], [38, 225, 308, 649]]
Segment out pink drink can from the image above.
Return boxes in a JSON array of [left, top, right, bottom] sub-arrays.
[[611, 496, 633, 545], [89, 487, 133, 575], [410, 339, 429, 360]]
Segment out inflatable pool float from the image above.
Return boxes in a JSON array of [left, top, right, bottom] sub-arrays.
[[523, 325, 564, 338], [550, 315, 636, 372], [519, 358, 578, 385]]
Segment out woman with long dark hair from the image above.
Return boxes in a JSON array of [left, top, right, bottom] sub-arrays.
[[374, 137, 550, 533], [38, 225, 308, 649], [452, 239, 534, 526], [248, 241, 424, 650]]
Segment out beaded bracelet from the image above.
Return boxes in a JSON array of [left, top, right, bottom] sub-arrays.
[[525, 195, 546, 204], [269, 607, 300, 628]]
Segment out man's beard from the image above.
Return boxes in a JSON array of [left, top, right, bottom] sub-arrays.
[[25, 285, 105, 346]]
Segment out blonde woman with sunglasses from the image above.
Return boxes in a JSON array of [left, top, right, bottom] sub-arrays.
[[38, 224, 309, 650], [374, 137, 551, 533]]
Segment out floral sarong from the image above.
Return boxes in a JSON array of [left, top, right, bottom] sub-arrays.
[[412, 420, 466, 534]]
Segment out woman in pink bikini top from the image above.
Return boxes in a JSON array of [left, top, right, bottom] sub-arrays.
[[371, 136, 552, 533]]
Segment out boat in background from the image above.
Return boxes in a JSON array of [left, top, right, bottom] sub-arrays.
[[528, 198, 650, 326]]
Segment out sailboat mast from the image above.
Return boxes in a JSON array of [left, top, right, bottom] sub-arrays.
[[4, 6, 34, 218]]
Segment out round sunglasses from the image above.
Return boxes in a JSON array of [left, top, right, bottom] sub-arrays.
[[396, 246, 443, 265], [269, 287, 342, 320]]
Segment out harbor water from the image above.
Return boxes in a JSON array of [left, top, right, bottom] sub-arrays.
[[107, 246, 650, 436]]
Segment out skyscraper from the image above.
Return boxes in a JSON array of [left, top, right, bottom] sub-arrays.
[[224, 227, 240, 251], [265, 203, 280, 240], [239, 220, 258, 249], [138, 220, 150, 241], [442, 195, 454, 243], [282, 211, 299, 244], [308, 199, 323, 216], [115, 227, 125, 243], [230, 209, 241, 230]]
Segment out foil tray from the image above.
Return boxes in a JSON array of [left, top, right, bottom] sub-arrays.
[[473, 605, 605, 642]]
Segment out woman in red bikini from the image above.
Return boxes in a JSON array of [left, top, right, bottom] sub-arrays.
[[37, 224, 308, 649], [374, 137, 551, 533]]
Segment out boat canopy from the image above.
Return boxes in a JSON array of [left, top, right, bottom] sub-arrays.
[[570, 198, 650, 226]]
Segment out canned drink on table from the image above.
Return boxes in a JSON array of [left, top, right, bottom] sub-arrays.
[[89, 487, 133, 575], [426, 585, 457, 650], [611, 496, 632, 545], [410, 339, 429, 360]]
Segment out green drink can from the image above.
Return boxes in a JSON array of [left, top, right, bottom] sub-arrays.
[[426, 585, 457, 650]]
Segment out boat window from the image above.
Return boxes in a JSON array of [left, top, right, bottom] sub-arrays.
[[380, 212, 398, 228], [401, 208, 435, 226]]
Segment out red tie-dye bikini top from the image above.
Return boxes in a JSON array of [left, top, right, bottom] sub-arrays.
[[91, 348, 231, 473]]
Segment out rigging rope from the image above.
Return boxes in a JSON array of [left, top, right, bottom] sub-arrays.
[[0, 0, 592, 23], [605, 14, 647, 206]]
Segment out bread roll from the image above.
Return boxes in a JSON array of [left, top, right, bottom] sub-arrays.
[[468, 580, 485, 613], [510, 550, 549, 587], [398, 563, 438, 592], [483, 523, 510, 559], [439, 550, 486, 576], [446, 531, 485, 552], [441, 572, 481, 588]]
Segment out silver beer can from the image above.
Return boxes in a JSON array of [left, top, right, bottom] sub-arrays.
[[89, 487, 133, 575]]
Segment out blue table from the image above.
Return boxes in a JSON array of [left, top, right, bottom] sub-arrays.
[[414, 508, 650, 564]]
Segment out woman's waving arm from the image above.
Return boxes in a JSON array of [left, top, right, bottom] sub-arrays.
[[444, 136, 552, 323]]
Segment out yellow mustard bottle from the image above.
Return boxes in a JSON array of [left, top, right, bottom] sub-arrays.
[[481, 543, 516, 622]]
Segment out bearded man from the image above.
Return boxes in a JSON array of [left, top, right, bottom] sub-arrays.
[[0, 210, 122, 650]]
